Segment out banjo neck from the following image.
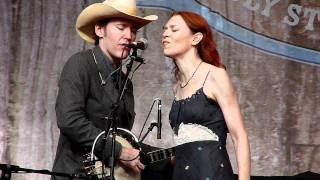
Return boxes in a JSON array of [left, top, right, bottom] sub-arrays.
[[142, 147, 175, 165]]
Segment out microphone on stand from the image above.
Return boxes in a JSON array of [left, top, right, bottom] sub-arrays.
[[138, 98, 162, 143], [157, 99, 162, 139], [126, 38, 148, 50]]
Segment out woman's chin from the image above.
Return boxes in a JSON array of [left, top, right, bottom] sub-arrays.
[[163, 51, 174, 58]]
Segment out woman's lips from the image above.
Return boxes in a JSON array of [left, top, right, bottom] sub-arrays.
[[162, 41, 170, 47]]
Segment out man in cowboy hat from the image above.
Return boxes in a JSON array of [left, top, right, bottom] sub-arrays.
[[51, 0, 157, 179]]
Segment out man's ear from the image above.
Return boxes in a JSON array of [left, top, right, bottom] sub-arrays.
[[95, 24, 105, 38], [191, 32, 203, 46]]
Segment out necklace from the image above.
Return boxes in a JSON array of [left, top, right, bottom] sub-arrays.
[[180, 61, 203, 88]]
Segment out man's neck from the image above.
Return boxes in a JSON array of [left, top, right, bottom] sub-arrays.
[[98, 44, 121, 67]]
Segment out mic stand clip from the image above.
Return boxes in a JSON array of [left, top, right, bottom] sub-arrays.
[[139, 122, 157, 143]]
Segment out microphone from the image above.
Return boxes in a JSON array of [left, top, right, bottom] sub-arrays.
[[126, 38, 148, 50], [157, 99, 162, 139]]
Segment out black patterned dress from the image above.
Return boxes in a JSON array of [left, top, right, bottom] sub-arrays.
[[169, 76, 235, 180]]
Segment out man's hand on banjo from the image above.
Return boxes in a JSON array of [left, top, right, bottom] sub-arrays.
[[119, 147, 145, 173]]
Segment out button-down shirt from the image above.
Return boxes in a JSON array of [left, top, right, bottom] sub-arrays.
[[52, 46, 135, 179]]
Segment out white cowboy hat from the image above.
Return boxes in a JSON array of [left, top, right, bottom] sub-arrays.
[[76, 0, 158, 44]]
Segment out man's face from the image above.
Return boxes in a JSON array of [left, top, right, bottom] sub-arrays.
[[96, 19, 138, 62]]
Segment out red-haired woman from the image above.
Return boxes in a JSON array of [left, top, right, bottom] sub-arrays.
[[162, 11, 250, 180]]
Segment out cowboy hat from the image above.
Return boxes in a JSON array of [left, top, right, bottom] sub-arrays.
[[76, 0, 158, 44]]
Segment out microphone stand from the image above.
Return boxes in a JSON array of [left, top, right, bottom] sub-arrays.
[[139, 122, 157, 144], [138, 98, 161, 143], [0, 164, 92, 180], [105, 48, 144, 180]]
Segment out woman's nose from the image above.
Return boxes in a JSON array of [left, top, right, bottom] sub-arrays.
[[162, 30, 169, 38]]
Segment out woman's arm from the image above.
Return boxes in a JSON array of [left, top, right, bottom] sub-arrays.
[[209, 67, 251, 180]]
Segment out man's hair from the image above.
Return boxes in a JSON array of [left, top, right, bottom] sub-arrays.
[[94, 19, 109, 45]]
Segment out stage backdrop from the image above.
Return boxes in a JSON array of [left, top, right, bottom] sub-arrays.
[[0, 0, 319, 179]]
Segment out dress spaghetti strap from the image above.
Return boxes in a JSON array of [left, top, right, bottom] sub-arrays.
[[202, 71, 211, 87]]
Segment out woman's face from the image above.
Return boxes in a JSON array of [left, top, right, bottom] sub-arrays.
[[162, 15, 194, 59]]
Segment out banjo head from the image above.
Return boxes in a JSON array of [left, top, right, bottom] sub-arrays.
[[83, 128, 142, 180]]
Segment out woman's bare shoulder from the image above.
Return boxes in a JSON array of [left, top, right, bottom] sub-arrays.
[[207, 64, 229, 82]]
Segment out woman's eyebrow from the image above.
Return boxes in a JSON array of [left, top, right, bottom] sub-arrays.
[[163, 25, 177, 29]]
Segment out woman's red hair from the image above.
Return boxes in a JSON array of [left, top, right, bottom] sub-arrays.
[[170, 11, 224, 80]]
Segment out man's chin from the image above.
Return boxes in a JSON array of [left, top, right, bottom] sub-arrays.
[[119, 53, 130, 60]]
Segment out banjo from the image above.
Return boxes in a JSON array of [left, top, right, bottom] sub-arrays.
[[82, 128, 174, 180]]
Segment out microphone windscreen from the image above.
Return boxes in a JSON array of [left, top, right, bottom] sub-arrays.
[[138, 38, 148, 50]]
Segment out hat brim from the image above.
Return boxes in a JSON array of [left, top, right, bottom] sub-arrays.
[[76, 3, 158, 44]]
